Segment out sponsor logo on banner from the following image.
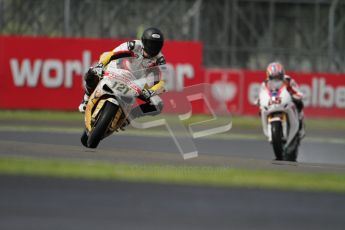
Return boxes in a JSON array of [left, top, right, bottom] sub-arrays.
[[211, 81, 237, 102], [299, 78, 345, 108], [9, 52, 197, 91], [205, 69, 243, 114], [10, 51, 92, 88]]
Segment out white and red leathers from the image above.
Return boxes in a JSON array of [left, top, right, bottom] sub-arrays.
[[80, 40, 166, 119], [85, 40, 166, 96], [257, 74, 305, 138]]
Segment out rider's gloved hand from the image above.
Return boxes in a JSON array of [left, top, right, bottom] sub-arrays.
[[141, 89, 155, 101], [89, 63, 104, 78]]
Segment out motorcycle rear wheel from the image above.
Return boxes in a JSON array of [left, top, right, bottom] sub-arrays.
[[87, 102, 117, 148], [271, 121, 284, 160]]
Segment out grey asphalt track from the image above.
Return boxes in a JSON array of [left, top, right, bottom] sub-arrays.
[[0, 128, 345, 170], [1, 175, 345, 230]]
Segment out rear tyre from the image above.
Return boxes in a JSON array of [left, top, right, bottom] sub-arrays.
[[271, 121, 284, 160], [87, 102, 117, 148]]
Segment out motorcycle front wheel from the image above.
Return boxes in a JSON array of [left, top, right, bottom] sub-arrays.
[[271, 120, 284, 160], [81, 130, 88, 147], [87, 102, 117, 148]]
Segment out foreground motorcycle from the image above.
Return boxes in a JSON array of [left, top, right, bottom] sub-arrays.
[[81, 57, 164, 148], [258, 80, 301, 161]]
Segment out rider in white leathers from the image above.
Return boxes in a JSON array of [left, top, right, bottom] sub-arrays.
[[257, 62, 305, 138], [78, 28, 166, 128]]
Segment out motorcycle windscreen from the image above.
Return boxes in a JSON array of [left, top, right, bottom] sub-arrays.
[[267, 79, 284, 91], [107, 57, 168, 86]]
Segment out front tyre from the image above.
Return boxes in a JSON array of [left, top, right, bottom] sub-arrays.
[[271, 121, 284, 160], [81, 130, 88, 147], [87, 102, 117, 148]]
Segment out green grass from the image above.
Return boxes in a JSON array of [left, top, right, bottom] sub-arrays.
[[1, 109, 345, 130], [1, 157, 345, 193], [0, 110, 83, 121]]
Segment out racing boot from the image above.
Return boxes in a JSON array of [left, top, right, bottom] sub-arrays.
[[117, 98, 163, 131], [117, 104, 145, 131], [118, 118, 130, 131], [78, 94, 89, 113], [117, 107, 141, 131]]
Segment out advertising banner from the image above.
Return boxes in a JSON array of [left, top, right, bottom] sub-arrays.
[[0, 36, 203, 110]]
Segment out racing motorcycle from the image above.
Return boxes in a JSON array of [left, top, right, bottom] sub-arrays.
[[258, 80, 301, 161], [81, 57, 164, 148]]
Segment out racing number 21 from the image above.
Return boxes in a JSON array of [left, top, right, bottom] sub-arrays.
[[113, 82, 130, 94]]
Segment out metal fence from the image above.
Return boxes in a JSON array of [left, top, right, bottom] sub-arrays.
[[1, 0, 345, 73]]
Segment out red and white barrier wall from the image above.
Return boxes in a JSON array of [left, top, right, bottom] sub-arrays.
[[204, 69, 345, 118], [1, 36, 344, 117]]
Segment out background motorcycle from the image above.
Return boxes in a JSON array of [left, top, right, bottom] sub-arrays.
[[258, 80, 300, 161]]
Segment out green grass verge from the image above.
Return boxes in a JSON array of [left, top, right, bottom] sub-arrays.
[[1, 157, 345, 193], [1, 109, 345, 130], [0, 110, 83, 121]]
